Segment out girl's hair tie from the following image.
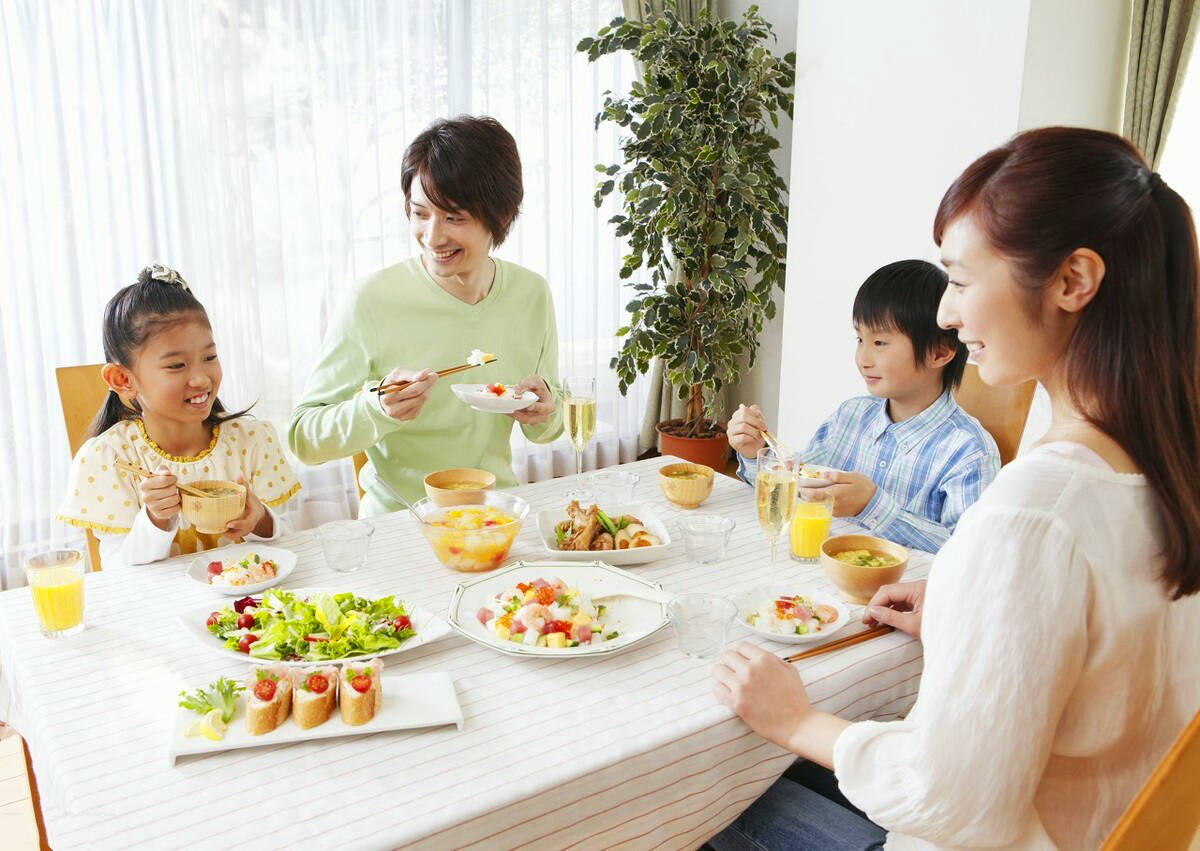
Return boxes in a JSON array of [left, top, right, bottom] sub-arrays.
[[140, 263, 189, 290]]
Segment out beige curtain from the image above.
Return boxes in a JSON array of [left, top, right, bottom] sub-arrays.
[[1124, 0, 1200, 167], [621, 0, 727, 449]]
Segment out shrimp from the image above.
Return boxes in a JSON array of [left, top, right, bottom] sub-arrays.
[[517, 603, 550, 633]]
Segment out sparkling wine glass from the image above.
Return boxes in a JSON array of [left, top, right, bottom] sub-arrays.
[[563, 375, 596, 479], [755, 446, 797, 564]]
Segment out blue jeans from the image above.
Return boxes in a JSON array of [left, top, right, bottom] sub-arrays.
[[707, 761, 886, 851]]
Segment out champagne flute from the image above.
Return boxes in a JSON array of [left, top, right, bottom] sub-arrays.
[[563, 375, 596, 479], [755, 447, 797, 565]]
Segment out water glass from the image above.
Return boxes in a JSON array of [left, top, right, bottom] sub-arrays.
[[26, 549, 86, 638], [316, 520, 374, 573], [678, 515, 736, 563], [668, 594, 737, 659], [585, 470, 639, 505]]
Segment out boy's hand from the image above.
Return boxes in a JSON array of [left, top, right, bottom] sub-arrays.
[[727, 403, 768, 458], [821, 470, 877, 516], [225, 476, 272, 540], [141, 465, 181, 530]]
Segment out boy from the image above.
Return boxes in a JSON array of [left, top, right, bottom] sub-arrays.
[[728, 259, 1000, 552]]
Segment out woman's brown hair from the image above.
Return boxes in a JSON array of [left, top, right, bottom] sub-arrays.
[[934, 126, 1200, 599]]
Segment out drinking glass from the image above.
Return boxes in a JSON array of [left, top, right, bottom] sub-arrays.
[[585, 470, 639, 505], [790, 488, 834, 562], [755, 447, 797, 564], [668, 594, 737, 659], [25, 549, 86, 638], [678, 514, 736, 563], [316, 520, 374, 573], [563, 375, 597, 478]]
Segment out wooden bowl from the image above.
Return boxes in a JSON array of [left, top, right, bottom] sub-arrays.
[[657, 462, 715, 509], [424, 467, 497, 507], [180, 480, 246, 535], [820, 534, 909, 604]]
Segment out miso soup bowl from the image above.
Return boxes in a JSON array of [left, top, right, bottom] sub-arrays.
[[180, 480, 247, 535], [820, 534, 909, 604]]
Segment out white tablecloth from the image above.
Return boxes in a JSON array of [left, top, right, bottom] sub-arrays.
[[0, 457, 929, 850]]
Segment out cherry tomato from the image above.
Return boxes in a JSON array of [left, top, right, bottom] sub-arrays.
[[205, 612, 220, 627], [392, 615, 412, 632], [306, 674, 329, 694], [350, 675, 372, 693], [253, 679, 276, 701], [237, 613, 255, 630], [207, 561, 223, 576], [238, 634, 257, 653]]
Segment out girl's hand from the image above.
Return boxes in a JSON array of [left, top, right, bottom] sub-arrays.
[[141, 465, 181, 531], [862, 579, 926, 639], [821, 470, 878, 516], [727, 404, 768, 458], [508, 375, 556, 425], [713, 641, 813, 750], [378, 367, 437, 422], [225, 476, 271, 540]]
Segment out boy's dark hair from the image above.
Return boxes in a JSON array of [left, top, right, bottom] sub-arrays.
[[852, 259, 967, 391], [401, 115, 524, 246], [90, 265, 249, 438]]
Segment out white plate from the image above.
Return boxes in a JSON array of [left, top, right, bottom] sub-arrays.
[[179, 587, 453, 666], [732, 584, 850, 644], [168, 671, 463, 766], [186, 544, 297, 595], [535, 503, 672, 566], [797, 465, 836, 488], [451, 383, 538, 414], [446, 561, 671, 658]]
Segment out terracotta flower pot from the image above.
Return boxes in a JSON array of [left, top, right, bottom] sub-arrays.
[[655, 419, 729, 471]]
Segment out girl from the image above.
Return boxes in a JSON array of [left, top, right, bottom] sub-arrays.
[[710, 127, 1200, 849], [57, 265, 300, 568]]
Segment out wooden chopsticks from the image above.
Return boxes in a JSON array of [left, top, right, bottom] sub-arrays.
[[370, 357, 499, 395], [113, 461, 213, 498], [783, 625, 894, 664]]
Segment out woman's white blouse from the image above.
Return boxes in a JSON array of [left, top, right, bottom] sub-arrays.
[[833, 443, 1200, 849]]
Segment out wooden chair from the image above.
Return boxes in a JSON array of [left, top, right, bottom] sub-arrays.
[[1102, 708, 1200, 850], [54, 364, 110, 572], [952, 364, 1036, 466], [352, 451, 367, 502]]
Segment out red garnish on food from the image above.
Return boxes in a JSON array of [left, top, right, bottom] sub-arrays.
[[303, 635, 329, 643], [205, 612, 220, 627], [542, 619, 573, 636], [350, 675, 372, 693], [238, 634, 257, 653], [485, 383, 506, 396], [306, 674, 329, 694], [237, 613, 255, 630], [207, 561, 223, 577], [535, 586, 556, 606], [233, 596, 258, 613], [253, 679, 277, 701], [516, 582, 531, 594], [392, 615, 412, 632]]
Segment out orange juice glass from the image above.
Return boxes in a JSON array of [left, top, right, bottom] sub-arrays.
[[789, 496, 833, 562], [25, 549, 86, 637]]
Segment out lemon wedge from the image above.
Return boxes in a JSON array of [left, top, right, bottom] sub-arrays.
[[196, 708, 228, 741]]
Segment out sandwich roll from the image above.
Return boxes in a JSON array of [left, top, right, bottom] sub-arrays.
[[244, 664, 292, 736], [340, 658, 383, 726], [291, 666, 338, 730]]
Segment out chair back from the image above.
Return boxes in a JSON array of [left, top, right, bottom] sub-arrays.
[[352, 451, 367, 502], [1101, 708, 1200, 850], [952, 364, 1036, 466], [54, 364, 110, 571]]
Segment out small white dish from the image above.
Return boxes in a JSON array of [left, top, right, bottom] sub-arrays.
[[186, 544, 297, 595], [179, 586, 452, 666], [446, 561, 671, 658], [168, 670, 463, 766], [451, 383, 537, 414], [536, 502, 672, 566], [733, 584, 850, 644], [797, 464, 837, 488]]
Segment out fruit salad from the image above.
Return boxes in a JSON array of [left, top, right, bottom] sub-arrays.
[[744, 594, 840, 637], [424, 505, 521, 571], [475, 576, 620, 649], [207, 552, 277, 587]]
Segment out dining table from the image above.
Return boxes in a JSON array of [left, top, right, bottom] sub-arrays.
[[0, 456, 931, 850]]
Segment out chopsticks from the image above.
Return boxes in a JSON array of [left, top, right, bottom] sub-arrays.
[[761, 428, 794, 461], [370, 357, 499, 395], [113, 461, 213, 498], [783, 625, 894, 664]]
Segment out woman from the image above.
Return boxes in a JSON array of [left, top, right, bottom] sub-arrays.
[[709, 127, 1200, 849], [289, 116, 562, 513]]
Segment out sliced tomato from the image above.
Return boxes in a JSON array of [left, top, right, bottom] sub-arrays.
[[207, 561, 223, 576], [306, 674, 329, 694], [350, 675, 372, 693], [253, 679, 276, 701]]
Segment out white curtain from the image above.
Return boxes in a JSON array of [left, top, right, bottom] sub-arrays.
[[0, 0, 643, 588]]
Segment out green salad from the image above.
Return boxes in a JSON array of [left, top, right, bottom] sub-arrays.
[[204, 588, 417, 661]]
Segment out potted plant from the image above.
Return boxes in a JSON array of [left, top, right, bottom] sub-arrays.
[[579, 2, 794, 469]]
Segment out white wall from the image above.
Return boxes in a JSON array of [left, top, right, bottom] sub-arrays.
[[775, 0, 1131, 448]]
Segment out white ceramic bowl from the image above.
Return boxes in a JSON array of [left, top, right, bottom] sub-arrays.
[[536, 503, 672, 566]]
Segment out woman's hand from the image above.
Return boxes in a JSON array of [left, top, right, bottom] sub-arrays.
[[378, 367, 437, 422], [862, 579, 927, 639], [821, 470, 878, 516], [225, 476, 271, 540], [508, 375, 556, 425], [141, 466, 181, 531], [713, 641, 814, 750], [727, 403, 768, 458]]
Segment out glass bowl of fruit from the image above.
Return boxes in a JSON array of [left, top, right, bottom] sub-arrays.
[[414, 491, 529, 572]]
